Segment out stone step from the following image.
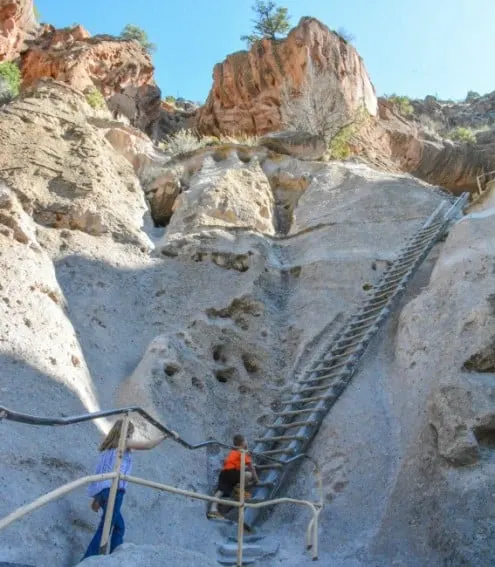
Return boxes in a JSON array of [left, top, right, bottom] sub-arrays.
[[216, 540, 279, 565]]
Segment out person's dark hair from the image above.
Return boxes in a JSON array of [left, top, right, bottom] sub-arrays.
[[233, 434, 245, 447]]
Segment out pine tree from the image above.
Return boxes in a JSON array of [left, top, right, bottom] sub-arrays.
[[119, 24, 156, 55], [241, 1, 291, 46]]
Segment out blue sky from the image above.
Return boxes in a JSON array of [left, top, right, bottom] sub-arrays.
[[37, 0, 494, 104]]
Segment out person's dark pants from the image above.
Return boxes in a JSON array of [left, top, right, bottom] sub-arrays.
[[217, 469, 242, 496], [83, 488, 125, 558]]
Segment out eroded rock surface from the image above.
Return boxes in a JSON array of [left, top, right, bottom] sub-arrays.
[[0, 0, 36, 61], [196, 17, 377, 136]]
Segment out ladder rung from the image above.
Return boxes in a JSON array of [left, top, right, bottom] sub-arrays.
[[299, 383, 333, 394], [310, 358, 349, 373], [349, 312, 380, 327], [280, 394, 337, 404], [299, 368, 348, 384], [333, 328, 369, 346], [256, 463, 284, 470], [272, 408, 326, 417], [266, 420, 318, 431], [360, 298, 389, 314], [254, 435, 306, 443], [331, 336, 365, 353], [259, 448, 296, 456], [255, 481, 275, 487], [369, 288, 397, 301]]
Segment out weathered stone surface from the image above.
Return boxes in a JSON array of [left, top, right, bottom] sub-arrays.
[[103, 123, 155, 174], [0, 79, 148, 245], [196, 17, 377, 136], [369, 207, 495, 565], [260, 131, 326, 160], [163, 154, 275, 245], [353, 99, 495, 193], [152, 98, 198, 138], [20, 25, 156, 109], [0, 0, 37, 61], [107, 83, 162, 133]]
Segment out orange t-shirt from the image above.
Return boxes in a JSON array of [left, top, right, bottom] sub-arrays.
[[223, 449, 252, 471]]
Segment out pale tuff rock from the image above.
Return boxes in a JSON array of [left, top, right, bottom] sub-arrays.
[[80, 543, 218, 567], [0, 80, 150, 247], [161, 154, 275, 248]]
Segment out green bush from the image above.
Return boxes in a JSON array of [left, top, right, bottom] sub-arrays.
[[85, 88, 106, 110], [328, 124, 354, 159], [448, 127, 476, 144], [119, 24, 156, 55], [0, 61, 21, 103], [387, 94, 413, 116], [241, 1, 291, 46], [164, 95, 176, 104], [465, 90, 480, 102], [327, 106, 369, 160], [165, 129, 208, 155]]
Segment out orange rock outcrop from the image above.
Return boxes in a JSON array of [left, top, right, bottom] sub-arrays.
[[21, 24, 154, 96], [196, 17, 377, 136], [0, 0, 37, 61]]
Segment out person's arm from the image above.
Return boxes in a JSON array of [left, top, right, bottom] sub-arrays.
[[247, 462, 260, 484], [126, 433, 167, 451]]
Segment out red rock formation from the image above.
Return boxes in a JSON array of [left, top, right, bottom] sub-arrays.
[[20, 25, 154, 96], [196, 17, 377, 136], [0, 0, 37, 61]]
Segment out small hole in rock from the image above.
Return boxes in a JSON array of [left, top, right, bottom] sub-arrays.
[[191, 376, 204, 390], [242, 353, 259, 374], [362, 283, 373, 291], [215, 367, 237, 383], [164, 363, 180, 377], [212, 345, 224, 362]]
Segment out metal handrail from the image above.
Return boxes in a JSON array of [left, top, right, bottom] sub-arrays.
[[0, 471, 322, 562], [0, 405, 323, 565], [0, 405, 313, 469]]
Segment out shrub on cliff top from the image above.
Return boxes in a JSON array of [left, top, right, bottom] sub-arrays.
[[119, 24, 156, 55], [386, 94, 414, 116], [241, 1, 291, 46], [0, 62, 21, 104], [465, 90, 480, 103]]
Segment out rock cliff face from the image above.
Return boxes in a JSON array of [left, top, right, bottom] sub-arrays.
[[19, 23, 161, 132], [21, 25, 154, 95], [0, 0, 36, 61], [196, 17, 377, 136], [351, 99, 495, 193], [0, 5, 494, 567], [0, 76, 493, 566]]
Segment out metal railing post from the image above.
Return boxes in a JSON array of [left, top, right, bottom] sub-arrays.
[[99, 413, 130, 555], [236, 448, 246, 567]]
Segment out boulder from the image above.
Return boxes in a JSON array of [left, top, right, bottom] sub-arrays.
[[260, 131, 326, 160]]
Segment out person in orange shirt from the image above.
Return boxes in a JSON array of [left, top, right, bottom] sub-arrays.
[[207, 434, 259, 519]]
